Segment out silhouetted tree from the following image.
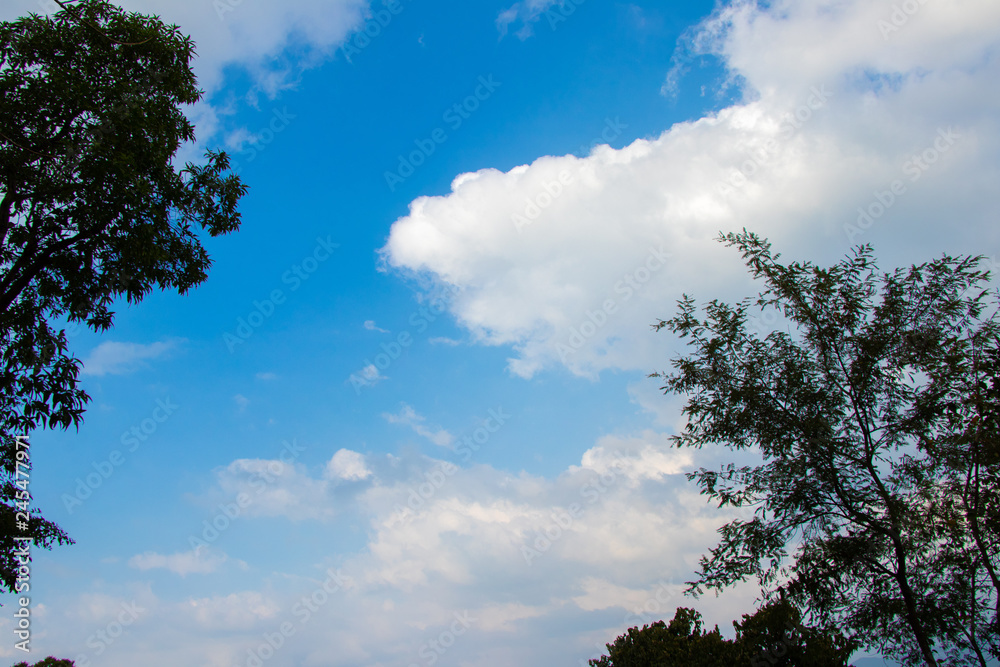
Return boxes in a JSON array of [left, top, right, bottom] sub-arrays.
[[589, 600, 856, 666], [12, 658, 75, 667], [0, 0, 246, 592], [651, 231, 999, 665]]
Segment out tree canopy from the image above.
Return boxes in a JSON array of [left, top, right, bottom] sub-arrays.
[[652, 231, 999, 666], [13, 658, 75, 667], [0, 0, 246, 593], [589, 600, 856, 667]]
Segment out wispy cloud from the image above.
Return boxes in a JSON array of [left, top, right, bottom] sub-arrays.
[[429, 336, 462, 346], [80, 340, 180, 376], [496, 0, 565, 40], [352, 363, 386, 388], [233, 394, 250, 412], [128, 548, 235, 576], [383, 404, 454, 447], [213, 457, 334, 521]]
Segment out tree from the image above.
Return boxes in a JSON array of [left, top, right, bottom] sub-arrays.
[[13, 659, 75, 667], [651, 231, 999, 666], [588, 607, 737, 667], [0, 0, 246, 592], [731, 596, 858, 666], [588, 600, 856, 666]]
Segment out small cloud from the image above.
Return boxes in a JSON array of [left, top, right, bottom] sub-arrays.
[[429, 337, 461, 347], [233, 394, 250, 412], [383, 404, 453, 448], [225, 127, 255, 152], [325, 449, 372, 482], [351, 364, 386, 388], [128, 549, 231, 576], [213, 457, 334, 522], [660, 18, 707, 98], [496, 6, 519, 38], [364, 320, 390, 333], [256, 372, 278, 381], [80, 339, 180, 376], [627, 4, 645, 24], [495, 0, 560, 40], [573, 430, 692, 487]]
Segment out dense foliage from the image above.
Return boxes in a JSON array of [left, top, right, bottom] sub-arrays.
[[652, 231, 999, 665], [0, 0, 245, 592], [589, 600, 856, 666], [12, 659, 75, 667]]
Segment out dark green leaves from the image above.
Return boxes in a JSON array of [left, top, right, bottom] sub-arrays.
[[590, 600, 856, 667], [652, 230, 999, 666], [0, 0, 246, 595]]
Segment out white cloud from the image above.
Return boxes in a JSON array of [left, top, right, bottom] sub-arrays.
[[37, 430, 753, 666], [429, 336, 462, 346], [573, 430, 693, 486], [496, 6, 521, 39], [351, 363, 386, 388], [303, 432, 743, 645], [80, 339, 179, 376], [326, 449, 373, 481], [1, 0, 369, 156], [255, 372, 278, 381], [210, 429, 713, 585], [213, 458, 335, 521], [182, 591, 281, 631], [232, 394, 249, 412], [128, 549, 233, 576], [364, 320, 390, 333], [67, 586, 156, 624], [476, 601, 549, 632], [384, 0, 1000, 380], [627, 380, 691, 429], [571, 576, 682, 613], [1, 0, 368, 99], [496, 0, 566, 40], [383, 403, 455, 447]]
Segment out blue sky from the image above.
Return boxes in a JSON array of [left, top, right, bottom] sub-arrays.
[[2, 0, 1000, 665]]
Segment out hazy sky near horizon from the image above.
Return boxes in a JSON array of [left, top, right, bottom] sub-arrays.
[[1, 0, 999, 665]]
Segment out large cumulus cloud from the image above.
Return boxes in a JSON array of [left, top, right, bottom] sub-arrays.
[[382, 0, 1000, 379]]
